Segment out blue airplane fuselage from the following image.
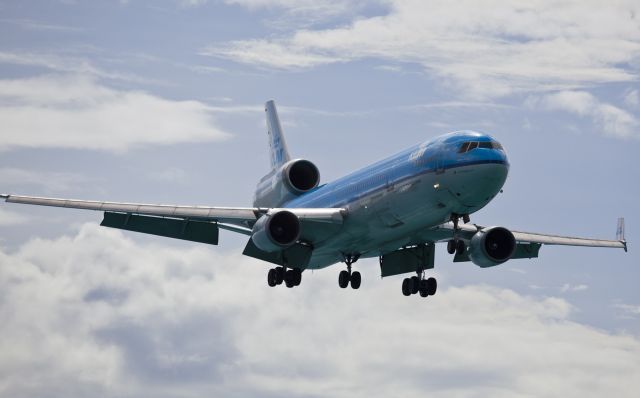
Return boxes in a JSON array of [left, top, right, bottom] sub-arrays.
[[283, 130, 510, 268]]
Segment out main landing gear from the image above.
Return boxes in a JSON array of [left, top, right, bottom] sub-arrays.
[[447, 213, 470, 256], [401, 270, 437, 298], [338, 254, 361, 290], [267, 266, 302, 288]]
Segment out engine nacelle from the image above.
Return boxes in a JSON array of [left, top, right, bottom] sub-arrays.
[[254, 159, 320, 207], [282, 159, 320, 194], [251, 210, 301, 252], [468, 226, 516, 268]]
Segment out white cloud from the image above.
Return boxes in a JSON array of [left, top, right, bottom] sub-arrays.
[[0, 168, 91, 194], [208, 1, 640, 98], [613, 303, 640, 318], [624, 89, 640, 109], [0, 51, 155, 84], [1, 223, 640, 397], [533, 90, 639, 139], [224, 0, 378, 19], [0, 75, 231, 152], [560, 283, 589, 293]]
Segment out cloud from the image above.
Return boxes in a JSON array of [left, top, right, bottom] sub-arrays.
[[613, 303, 640, 318], [0, 75, 231, 152], [532, 90, 639, 139], [0, 168, 91, 194], [224, 0, 379, 20], [1, 223, 640, 397], [560, 283, 589, 293], [207, 1, 640, 98], [624, 89, 640, 109]]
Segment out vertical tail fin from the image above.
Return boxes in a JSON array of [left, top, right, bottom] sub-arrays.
[[265, 100, 291, 169], [617, 217, 625, 241]]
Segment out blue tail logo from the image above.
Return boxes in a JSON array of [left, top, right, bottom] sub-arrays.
[[265, 100, 291, 169]]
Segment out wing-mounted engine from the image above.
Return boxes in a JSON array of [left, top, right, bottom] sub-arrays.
[[251, 210, 301, 252], [467, 226, 516, 267], [253, 159, 320, 207]]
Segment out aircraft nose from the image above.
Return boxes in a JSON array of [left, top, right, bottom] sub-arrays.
[[448, 162, 508, 212]]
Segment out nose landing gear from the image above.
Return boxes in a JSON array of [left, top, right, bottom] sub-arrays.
[[448, 213, 470, 256], [338, 253, 361, 290]]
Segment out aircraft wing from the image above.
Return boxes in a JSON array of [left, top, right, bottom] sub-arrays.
[[433, 221, 627, 251], [0, 194, 344, 235]]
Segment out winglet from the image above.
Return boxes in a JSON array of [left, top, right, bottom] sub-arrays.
[[617, 217, 627, 252]]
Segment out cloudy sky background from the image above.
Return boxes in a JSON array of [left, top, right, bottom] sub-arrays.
[[0, 1, 639, 396]]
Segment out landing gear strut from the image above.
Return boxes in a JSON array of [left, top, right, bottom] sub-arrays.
[[401, 270, 437, 298], [447, 213, 469, 256], [339, 254, 361, 290], [267, 265, 301, 288]]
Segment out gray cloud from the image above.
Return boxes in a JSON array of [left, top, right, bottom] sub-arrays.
[[1, 223, 639, 397]]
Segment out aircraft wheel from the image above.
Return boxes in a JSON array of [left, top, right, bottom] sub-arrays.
[[447, 240, 456, 254], [418, 279, 429, 297], [267, 268, 277, 287], [293, 268, 302, 286], [338, 270, 350, 288], [456, 240, 466, 256], [350, 271, 361, 289], [275, 267, 285, 285], [426, 277, 437, 296], [401, 278, 412, 296], [410, 276, 420, 294], [284, 270, 296, 288]]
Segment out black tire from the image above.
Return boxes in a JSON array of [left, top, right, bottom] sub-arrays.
[[456, 240, 466, 256], [350, 271, 361, 289], [426, 277, 437, 296], [284, 270, 295, 288], [401, 278, 412, 296], [419, 279, 429, 297], [410, 276, 420, 295], [338, 270, 350, 288], [447, 240, 456, 254], [463, 214, 470, 223], [293, 268, 302, 286], [275, 267, 285, 285], [267, 268, 277, 287]]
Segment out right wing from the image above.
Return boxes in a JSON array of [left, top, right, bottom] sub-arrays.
[[1, 194, 345, 243]]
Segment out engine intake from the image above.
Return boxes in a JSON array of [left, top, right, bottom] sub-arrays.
[[284, 159, 320, 193], [251, 210, 300, 252], [468, 226, 516, 268]]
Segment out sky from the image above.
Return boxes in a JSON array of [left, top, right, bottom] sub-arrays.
[[0, 1, 639, 397]]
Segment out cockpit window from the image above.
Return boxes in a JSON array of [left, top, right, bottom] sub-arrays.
[[458, 140, 503, 153]]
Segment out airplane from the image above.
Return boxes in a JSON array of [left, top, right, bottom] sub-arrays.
[[1, 100, 628, 298]]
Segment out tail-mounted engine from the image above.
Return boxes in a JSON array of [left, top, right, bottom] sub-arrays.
[[468, 226, 516, 268], [251, 210, 301, 252], [254, 159, 320, 207]]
